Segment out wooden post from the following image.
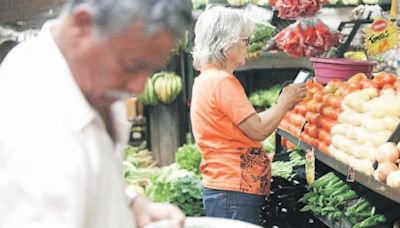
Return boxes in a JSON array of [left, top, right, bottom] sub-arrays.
[[149, 100, 183, 166]]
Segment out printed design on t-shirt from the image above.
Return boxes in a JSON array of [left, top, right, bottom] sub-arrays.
[[239, 147, 271, 194]]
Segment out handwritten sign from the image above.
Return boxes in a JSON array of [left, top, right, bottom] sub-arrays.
[[365, 17, 397, 55]]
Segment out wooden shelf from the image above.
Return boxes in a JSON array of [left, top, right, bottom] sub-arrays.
[[277, 128, 400, 205]]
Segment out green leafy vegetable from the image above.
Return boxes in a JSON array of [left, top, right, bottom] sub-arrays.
[[145, 164, 204, 216], [248, 85, 281, 109], [175, 144, 201, 174]]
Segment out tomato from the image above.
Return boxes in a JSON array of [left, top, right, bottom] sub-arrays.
[[347, 81, 362, 90], [373, 72, 397, 88], [306, 112, 320, 125], [318, 129, 331, 145], [393, 80, 400, 92], [328, 95, 342, 109], [304, 123, 319, 138], [279, 119, 289, 130], [335, 83, 350, 97], [300, 133, 312, 144], [295, 103, 307, 116], [284, 112, 295, 125], [309, 137, 319, 148], [289, 123, 303, 136], [320, 117, 336, 132], [322, 106, 334, 118], [292, 114, 306, 127], [317, 142, 329, 155], [360, 79, 378, 89], [322, 93, 333, 106], [341, 86, 358, 97], [310, 102, 323, 113], [286, 141, 296, 150], [347, 73, 367, 83], [323, 79, 341, 93], [381, 84, 396, 94], [281, 137, 288, 147]]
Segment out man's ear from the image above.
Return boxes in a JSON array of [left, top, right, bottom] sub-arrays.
[[69, 6, 94, 38]]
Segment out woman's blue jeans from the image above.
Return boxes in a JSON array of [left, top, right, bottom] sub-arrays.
[[202, 187, 266, 225]]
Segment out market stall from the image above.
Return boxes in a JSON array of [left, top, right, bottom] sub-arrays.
[[1, 0, 399, 227]]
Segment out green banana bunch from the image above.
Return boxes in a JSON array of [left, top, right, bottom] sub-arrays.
[[153, 72, 183, 104], [138, 76, 158, 106]]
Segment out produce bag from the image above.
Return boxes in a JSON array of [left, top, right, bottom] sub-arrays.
[[274, 18, 339, 57], [270, 0, 326, 19]]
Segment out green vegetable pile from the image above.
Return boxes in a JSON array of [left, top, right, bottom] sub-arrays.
[[124, 142, 156, 168], [262, 133, 275, 153], [123, 143, 205, 216], [247, 22, 275, 59], [248, 85, 281, 109], [145, 164, 204, 216], [299, 172, 387, 227], [175, 144, 201, 174], [192, 0, 208, 9], [345, 198, 387, 228], [272, 149, 305, 180]]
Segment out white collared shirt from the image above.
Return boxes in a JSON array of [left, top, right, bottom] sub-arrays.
[[0, 21, 135, 228]]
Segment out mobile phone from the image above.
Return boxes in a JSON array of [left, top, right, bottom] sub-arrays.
[[293, 70, 311, 84]]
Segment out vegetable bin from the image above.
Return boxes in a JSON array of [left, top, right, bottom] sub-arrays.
[[310, 58, 375, 85]]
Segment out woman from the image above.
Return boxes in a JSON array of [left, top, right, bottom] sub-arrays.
[[190, 6, 307, 225]]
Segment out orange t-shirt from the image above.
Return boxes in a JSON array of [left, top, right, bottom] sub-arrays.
[[190, 67, 271, 195]]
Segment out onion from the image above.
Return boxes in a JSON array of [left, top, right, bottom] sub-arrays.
[[369, 131, 391, 147], [383, 116, 400, 131], [386, 170, 400, 190], [376, 142, 400, 163], [376, 162, 398, 183], [350, 158, 374, 176]]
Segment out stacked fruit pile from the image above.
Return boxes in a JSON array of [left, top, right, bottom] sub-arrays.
[[280, 72, 400, 188], [138, 72, 183, 105]]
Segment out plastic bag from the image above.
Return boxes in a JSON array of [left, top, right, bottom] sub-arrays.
[[270, 0, 326, 19], [274, 18, 339, 57]]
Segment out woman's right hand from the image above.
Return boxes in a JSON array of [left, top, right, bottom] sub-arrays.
[[277, 83, 307, 111]]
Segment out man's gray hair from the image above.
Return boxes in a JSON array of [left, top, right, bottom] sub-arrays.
[[62, 0, 193, 39], [192, 6, 254, 70]]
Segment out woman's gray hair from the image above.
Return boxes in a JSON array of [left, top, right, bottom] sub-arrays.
[[62, 0, 193, 39], [192, 6, 254, 70]]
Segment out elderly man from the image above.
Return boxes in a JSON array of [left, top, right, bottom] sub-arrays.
[[0, 0, 192, 228]]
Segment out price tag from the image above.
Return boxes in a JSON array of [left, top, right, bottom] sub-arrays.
[[305, 148, 315, 186], [387, 123, 400, 143], [346, 167, 356, 182]]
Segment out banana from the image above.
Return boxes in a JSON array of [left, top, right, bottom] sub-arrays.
[[166, 76, 174, 103], [147, 77, 157, 105], [175, 76, 182, 97], [171, 75, 178, 100]]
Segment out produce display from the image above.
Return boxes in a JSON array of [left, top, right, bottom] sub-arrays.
[[274, 18, 339, 57], [145, 164, 204, 216], [262, 133, 276, 152], [270, 0, 325, 19], [248, 84, 281, 109], [299, 172, 388, 227], [247, 22, 276, 59], [138, 72, 183, 105], [175, 143, 202, 174], [123, 143, 204, 216], [280, 71, 400, 191], [272, 149, 306, 180]]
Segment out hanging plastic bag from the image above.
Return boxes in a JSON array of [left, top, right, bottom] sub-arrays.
[[274, 18, 339, 57], [270, 0, 327, 19]]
